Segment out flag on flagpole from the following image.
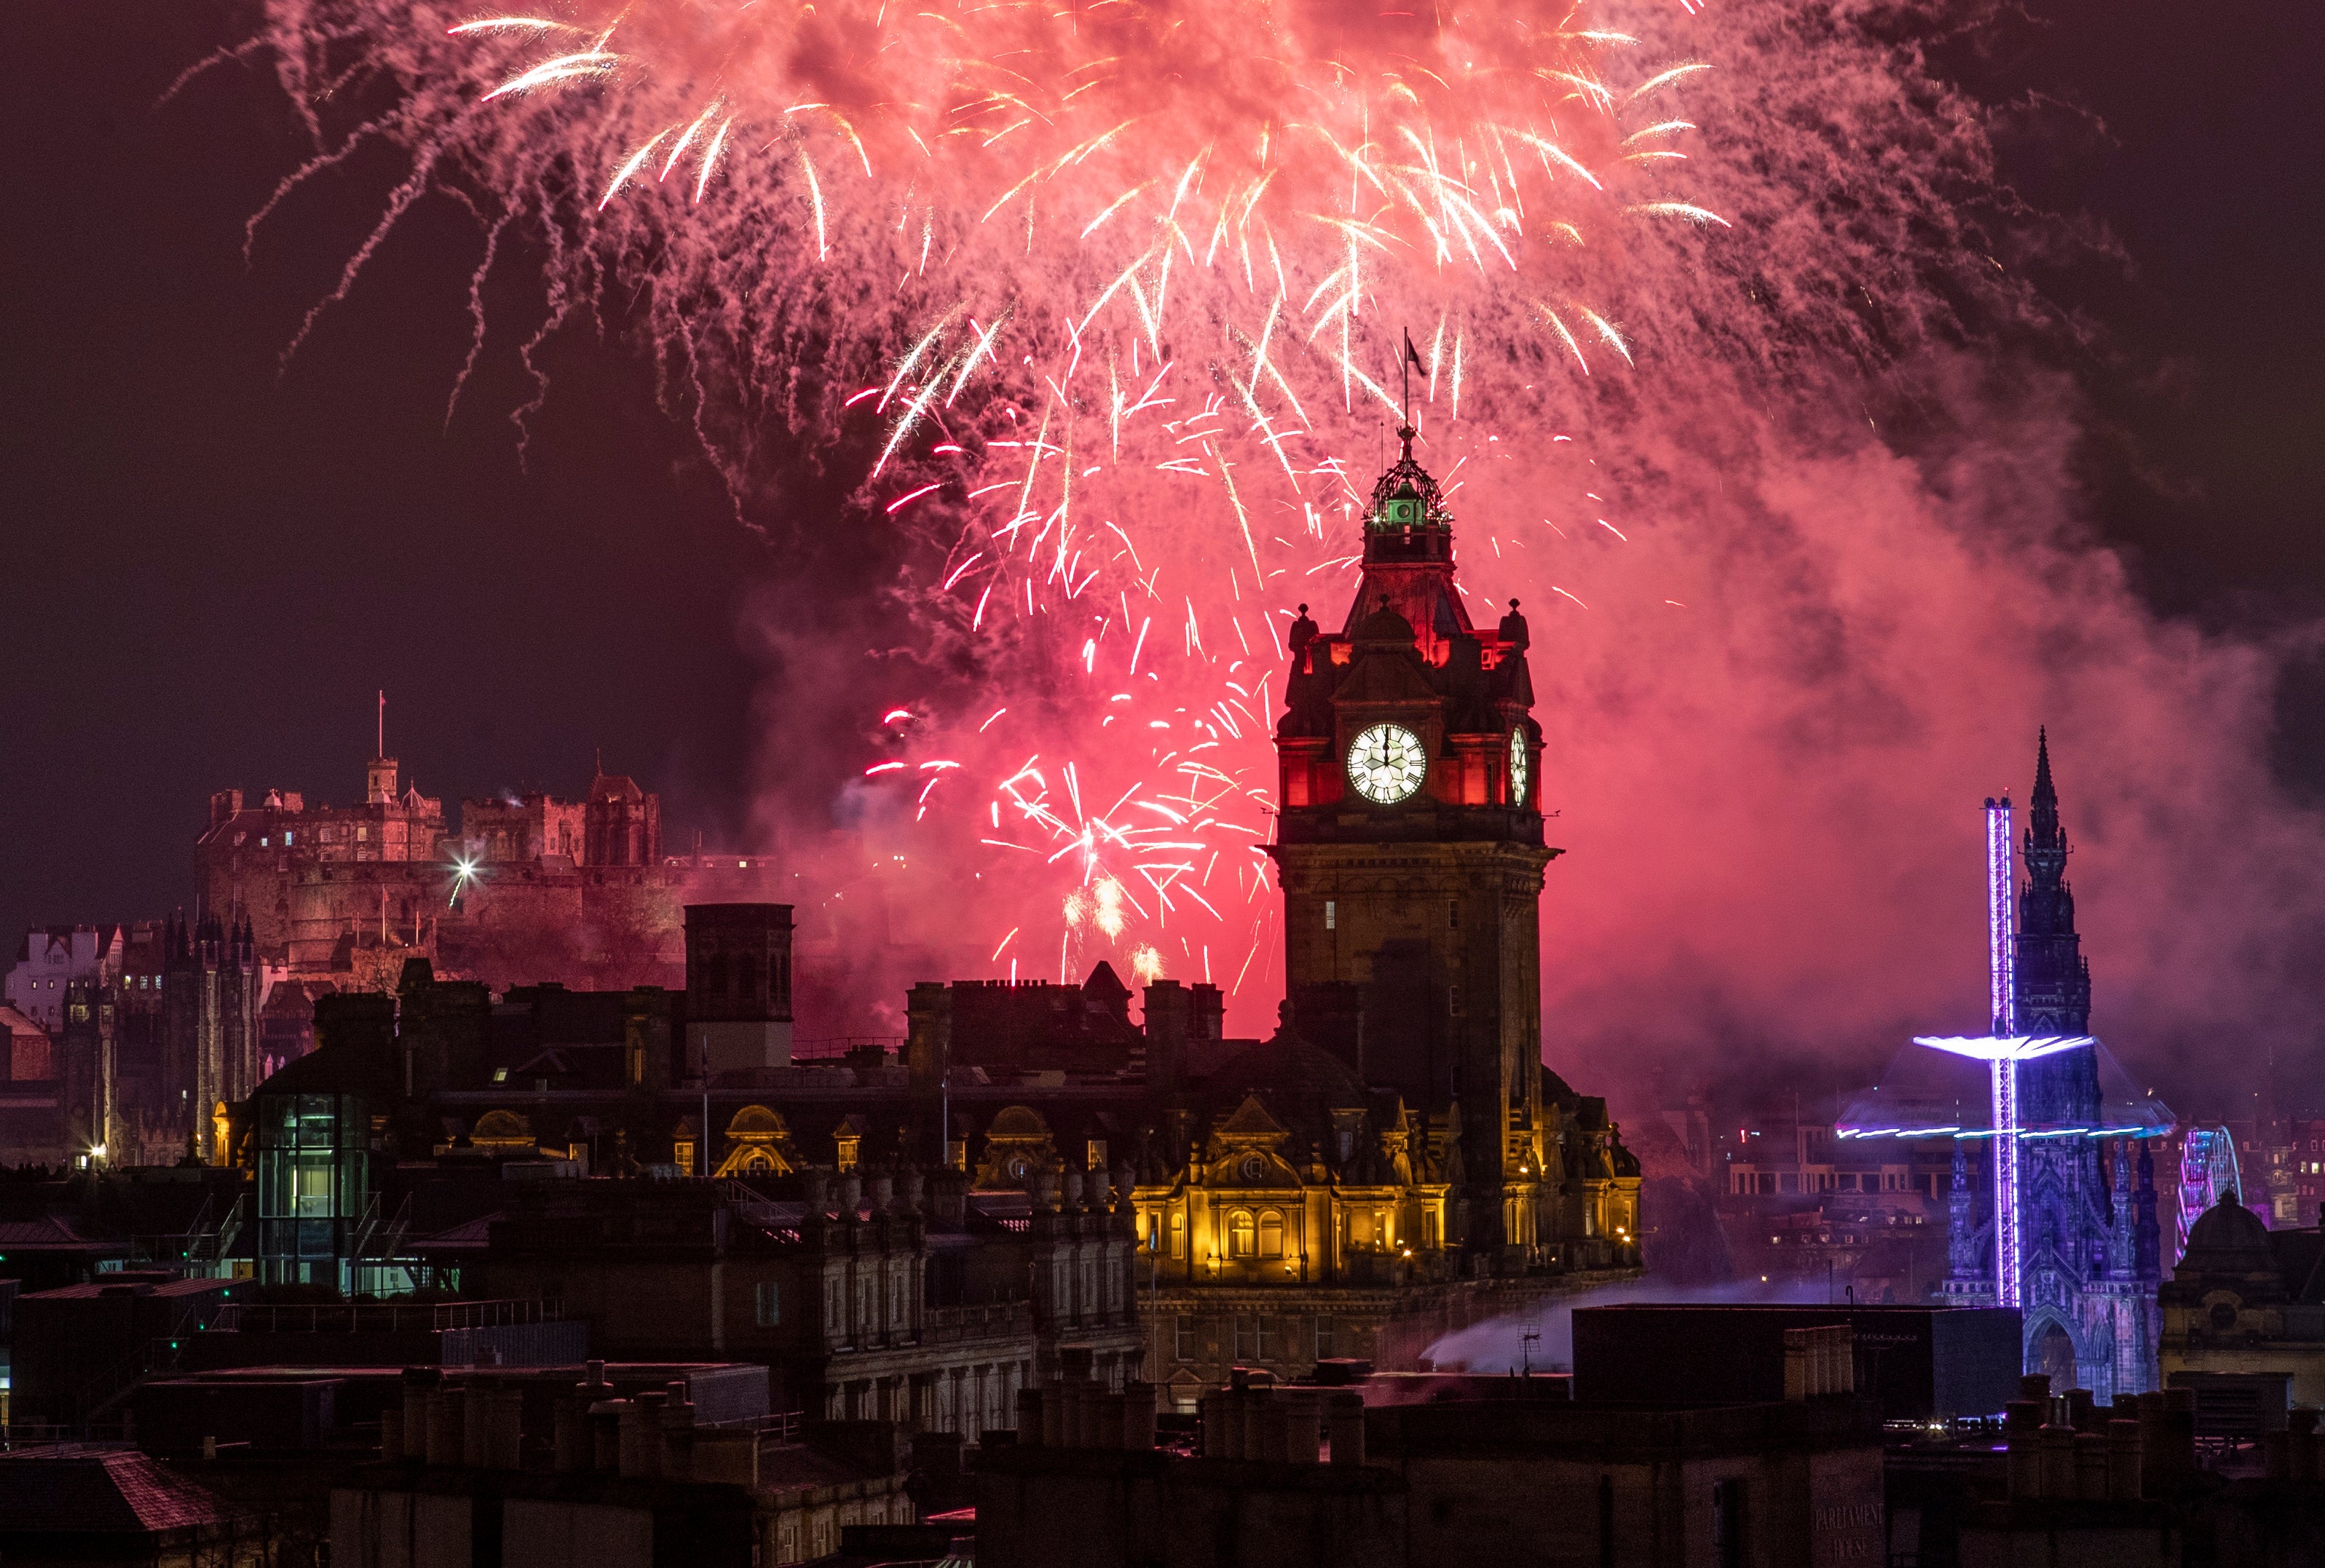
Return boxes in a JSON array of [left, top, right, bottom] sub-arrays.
[[1404, 330, 1426, 373]]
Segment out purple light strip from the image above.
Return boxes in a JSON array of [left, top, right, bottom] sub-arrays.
[[1987, 800, 2014, 1036], [1992, 1053, 2021, 1307], [1985, 799, 2018, 1308]]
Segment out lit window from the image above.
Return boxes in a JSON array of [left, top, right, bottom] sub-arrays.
[[1324, 900, 1335, 930], [1259, 1211, 1284, 1258], [1169, 1211, 1186, 1259], [1228, 1210, 1255, 1257]]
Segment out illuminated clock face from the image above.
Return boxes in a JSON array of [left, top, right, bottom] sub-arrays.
[[1509, 726, 1531, 807], [1347, 723, 1428, 805]]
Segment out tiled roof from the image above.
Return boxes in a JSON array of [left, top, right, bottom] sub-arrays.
[[411, 1212, 503, 1250], [0, 1449, 237, 1535], [0, 1216, 111, 1251], [23, 1277, 224, 1300]]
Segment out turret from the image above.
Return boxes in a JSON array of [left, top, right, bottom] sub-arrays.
[[2109, 1139, 2139, 1280], [1948, 1140, 1982, 1280], [2134, 1140, 2161, 1278]]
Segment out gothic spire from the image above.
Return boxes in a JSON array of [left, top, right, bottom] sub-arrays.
[[2014, 726, 2091, 1040], [2028, 726, 2063, 861], [2021, 727, 2071, 927]]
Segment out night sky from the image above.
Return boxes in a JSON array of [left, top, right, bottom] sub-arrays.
[[4, 0, 2320, 1034]]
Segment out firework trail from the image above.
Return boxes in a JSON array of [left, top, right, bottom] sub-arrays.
[[242, 0, 1755, 1010], [227, 0, 2325, 1075]]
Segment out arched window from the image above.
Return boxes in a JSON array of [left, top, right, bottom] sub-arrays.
[[1258, 1211, 1284, 1258], [1228, 1210, 1255, 1257], [1169, 1211, 1186, 1259], [703, 954, 728, 1002]]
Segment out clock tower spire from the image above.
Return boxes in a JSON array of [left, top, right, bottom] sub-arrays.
[[1268, 431, 1558, 1263]]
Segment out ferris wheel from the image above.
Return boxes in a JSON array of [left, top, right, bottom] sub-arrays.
[[2177, 1125, 2245, 1256]]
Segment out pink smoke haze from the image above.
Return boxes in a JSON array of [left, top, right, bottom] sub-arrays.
[[228, 0, 2325, 1096]]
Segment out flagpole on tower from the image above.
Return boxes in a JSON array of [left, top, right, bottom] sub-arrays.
[[1401, 328, 1426, 432]]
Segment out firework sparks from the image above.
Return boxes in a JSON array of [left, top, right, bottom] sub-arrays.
[[242, 0, 1735, 1023]]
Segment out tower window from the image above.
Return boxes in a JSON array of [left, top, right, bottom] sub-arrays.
[[1448, 900, 1460, 930], [1449, 984, 1464, 1016], [1325, 900, 1336, 930]]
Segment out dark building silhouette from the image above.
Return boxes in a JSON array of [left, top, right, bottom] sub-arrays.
[[162, 912, 261, 1162], [684, 903, 795, 1076]]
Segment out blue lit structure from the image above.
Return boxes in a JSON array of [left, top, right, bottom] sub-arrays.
[[1840, 734, 2173, 1398], [1912, 1034, 2093, 1308]]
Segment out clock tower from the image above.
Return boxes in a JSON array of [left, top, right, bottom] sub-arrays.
[[1267, 426, 1556, 1258]]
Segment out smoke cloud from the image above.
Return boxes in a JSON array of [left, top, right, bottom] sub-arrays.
[[238, 0, 2325, 1101]]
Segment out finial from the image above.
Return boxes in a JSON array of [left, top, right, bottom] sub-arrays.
[[1298, 603, 1308, 614], [1397, 423, 1416, 459], [1509, 598, 1520, 610]]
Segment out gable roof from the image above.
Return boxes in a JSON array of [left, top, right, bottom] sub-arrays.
[[1214, 1095, 1290, 1141]]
